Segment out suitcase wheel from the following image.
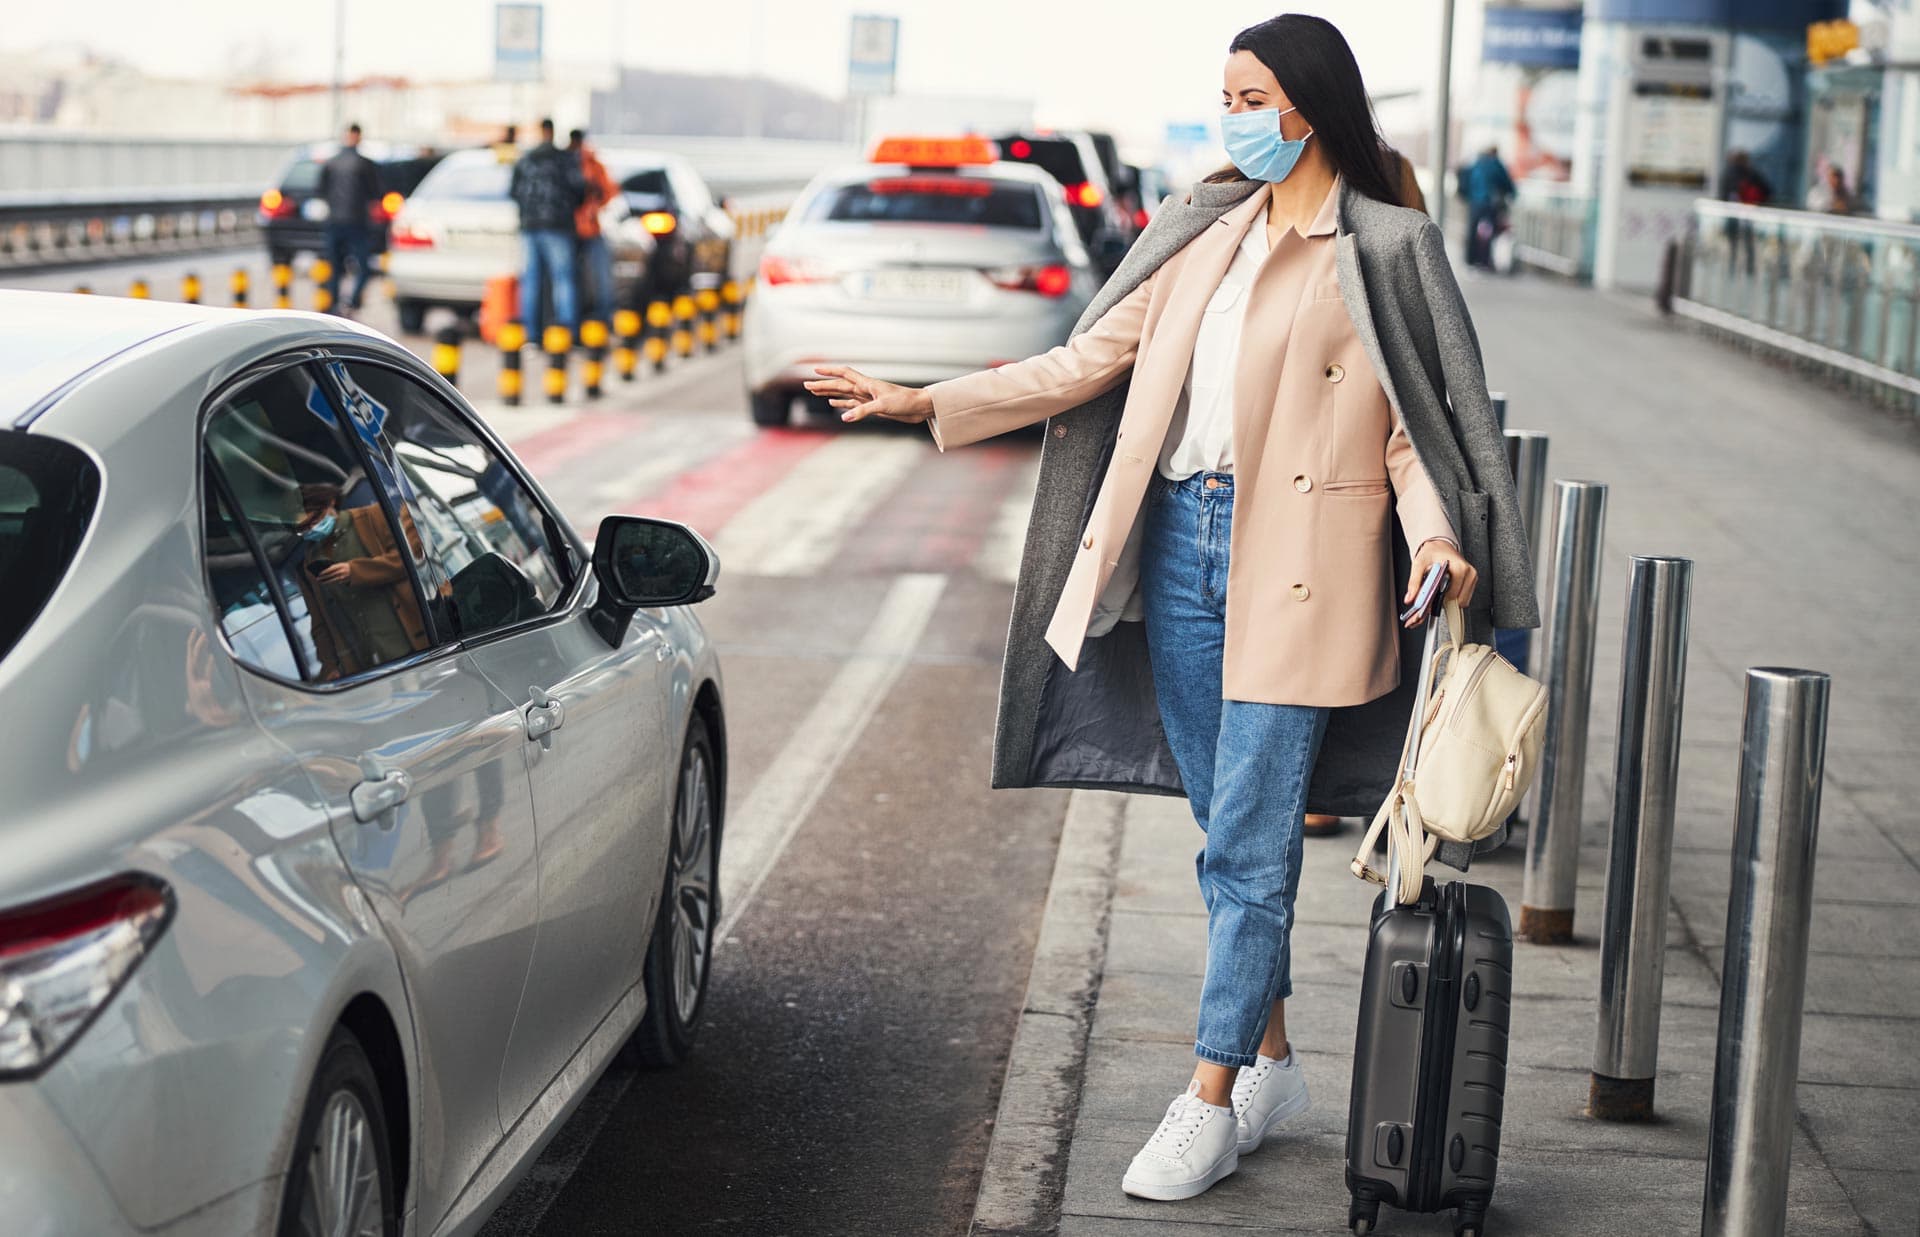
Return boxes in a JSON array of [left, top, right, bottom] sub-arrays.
[[1455, 1200, 1488, 1237], [1347, 1196, 1380, 1235]]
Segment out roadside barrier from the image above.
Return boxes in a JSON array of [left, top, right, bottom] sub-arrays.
[[696, 287, 720, 352], [272, 262, 293, 309], [580, 319, 608, 399], [645, 300, 672, 372], [1520, 478, 1608, 944], [231, 267, 249, 308], [613, 309, 641, 382], [722, 279, 743, 339], [542, 324, 571, 404], [1590, 555, 1693, 1121], [497, 321, 526, 406], [128, 276, 150, 299], [74, 284, 91, 294], [181, 271, 201, 304], [431, 326, 461, 388], [311, 259, 334, 314], [671, 294, 696, 359]]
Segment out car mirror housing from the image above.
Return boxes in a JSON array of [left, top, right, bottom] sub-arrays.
[[589, 516, 719, 644]]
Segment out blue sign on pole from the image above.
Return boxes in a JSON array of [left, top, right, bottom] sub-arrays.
[[494, 3, 543, 83], [1482, 6, 1583, 68]]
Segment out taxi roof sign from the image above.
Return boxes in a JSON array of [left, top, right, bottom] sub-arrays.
[[868, 135, 997, 167]]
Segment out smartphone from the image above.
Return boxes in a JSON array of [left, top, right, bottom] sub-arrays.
[[1399, 561, 1450, 625], [308, 556, 335, 573]]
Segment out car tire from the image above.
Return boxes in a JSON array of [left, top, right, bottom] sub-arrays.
[[629, 713, 720, 1069], [277, 1026, 398, 1237], [749, 388, 791, 428], [395, 299, 428, 334]]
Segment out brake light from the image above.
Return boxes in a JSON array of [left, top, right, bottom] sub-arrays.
[[640, 211, 678, 236], [1065, 182, 1104, 209], [371, 191, 405, 222], [0, 874, 172, 1078], [1009, 139, 1032, 158], [867, 177, 993, 197], [260, 189, 295, 220], [985, 263, 1072, 298], [389, 220, 434, 250], [1133, 206, 1151, 229], [759, 253, 831, 286]]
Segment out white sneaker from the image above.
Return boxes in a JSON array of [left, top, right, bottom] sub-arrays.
[[1120, 1080, 1239, 1201], [1232, 1052, 1311, 1154]]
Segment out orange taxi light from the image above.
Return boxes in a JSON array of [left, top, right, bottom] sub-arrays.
[[640, 211, 678, 235], [869, 135, 996, 167]]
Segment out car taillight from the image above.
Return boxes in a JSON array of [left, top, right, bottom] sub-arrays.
[[640, 211, 678, 236], [1133, 206, 1151, 229], [389, 220, 434, 250], [1009, 139, 1032, 158], [985, 263, 1072, 298], [260, 189, 295, 220], [0, 874, 172, 1078], [371, 191, 404, 223], [759, 254, 831, 286], [1065, 182, 1104, 209]]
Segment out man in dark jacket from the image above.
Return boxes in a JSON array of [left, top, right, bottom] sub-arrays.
[[319, 123, 383, 313], [1462, 146, 1516, 269], [509, 118, 585, 339]]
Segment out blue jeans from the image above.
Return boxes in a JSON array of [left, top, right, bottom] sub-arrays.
[[323, 222, 373, 310], [578, 233, 616, 326], [520, 229, 578, 337], [1139, 471, 1330, 1069]]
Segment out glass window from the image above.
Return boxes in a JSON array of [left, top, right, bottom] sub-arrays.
[[0, 432, 99, 667], [414, 154, 513, 202], [202, 478, 303, 680], [993, 137, 1091, 190], [331, 362, 569, 641], [204, 365, 435, 683], [806, 177, 1044, 229]]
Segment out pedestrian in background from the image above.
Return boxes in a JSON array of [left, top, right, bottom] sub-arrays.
[[571, 127, 619, 327], [808, 13, 1535, 1206], [491, 123, 519, 163], [1808, 159, 1854, 215], [318, 122, 382, 316], [1462, 144, 1515, 269], [509, 118, 585, 340], [1721, 148, 1772, 206], [1388, 144, 1427, 215]]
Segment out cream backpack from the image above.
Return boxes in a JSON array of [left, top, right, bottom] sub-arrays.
[[1351, 599, 1548, 905]]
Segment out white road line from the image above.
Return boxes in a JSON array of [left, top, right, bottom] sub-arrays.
[[584, 418, 752, 508], [976, 452, 1040, 584], [713, 434, 925, 577], [717, 571, 948, 939]]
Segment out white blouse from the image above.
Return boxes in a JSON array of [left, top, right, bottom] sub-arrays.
[[1157, 220, 1271, 480]]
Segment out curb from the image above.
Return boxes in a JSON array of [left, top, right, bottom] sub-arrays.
[[969, 790, 1129, 1237]]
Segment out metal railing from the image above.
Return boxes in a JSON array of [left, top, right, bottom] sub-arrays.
[[1674, 199, 1920, 409], [0, 187, 261, 270], [1511, 181, 1596, 280]]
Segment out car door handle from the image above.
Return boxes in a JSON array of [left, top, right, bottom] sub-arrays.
[[525, 686, 565, 741], [351, 770, 412, 822]]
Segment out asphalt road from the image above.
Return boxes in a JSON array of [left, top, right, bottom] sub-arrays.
[[9, 253, 1069, 1236]]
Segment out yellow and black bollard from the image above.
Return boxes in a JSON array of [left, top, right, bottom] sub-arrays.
[[231, 267, 249, 308], [272, 263, 294, 309], [579, 319, 608, 399], [181, 272, 202, 305], [74, 284, 92, 295], [432, 326, 462, 388], [542, 324, 572, 404], [695, 288, 720, 352], [311, 259, 335, 314], [379, 251, 395, 301], [497, 321, 527, 406], [645, 300, 673, 373], [612, 308, 641, 382], [128, 277, 150, 300], [671, 294, 696, 359], [721, 279, 743, 340]]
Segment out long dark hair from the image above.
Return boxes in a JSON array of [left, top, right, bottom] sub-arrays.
[[1205, 14, 1403, 207]]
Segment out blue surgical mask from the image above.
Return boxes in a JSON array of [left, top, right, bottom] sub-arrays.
[[302, 512, 337, 542], [1220, 105, 1314, 184]]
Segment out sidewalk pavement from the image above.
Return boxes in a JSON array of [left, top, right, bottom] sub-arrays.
[[972, 273, 1920, 1236]]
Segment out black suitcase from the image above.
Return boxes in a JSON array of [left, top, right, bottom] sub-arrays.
[[1344, 876, 1512, 1236]]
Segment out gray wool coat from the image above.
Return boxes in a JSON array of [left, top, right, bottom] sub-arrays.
[[983, 176, 1539, 863]]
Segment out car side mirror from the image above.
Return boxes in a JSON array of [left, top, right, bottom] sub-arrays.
[[589, 516, 720, 645]]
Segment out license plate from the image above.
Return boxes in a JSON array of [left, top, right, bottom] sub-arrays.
[[301, 199, 330, 222], [859, 269, 969, 303]]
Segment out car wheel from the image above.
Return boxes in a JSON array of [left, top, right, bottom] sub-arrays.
[[278, 1027, 397, 1237], [630, 713, 719, 1068], [749, 388, 791, 428], [395, 299, 427, 334]]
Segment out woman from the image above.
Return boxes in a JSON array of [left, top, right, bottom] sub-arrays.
[[808, 14, 1537, 1202]]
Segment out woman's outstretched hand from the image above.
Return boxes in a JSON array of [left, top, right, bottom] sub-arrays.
[[804, 366, 935, 424], [1405, 539, 1477, 627]]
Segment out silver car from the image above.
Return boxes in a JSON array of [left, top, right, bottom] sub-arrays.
[[0, 291, 726, 1237], [740, 149, 1098, 427]]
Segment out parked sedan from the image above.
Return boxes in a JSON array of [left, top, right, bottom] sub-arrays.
[[258, 140, 444, 265], [0, 291, 726, 1237], [742, 139, 1099, 427]]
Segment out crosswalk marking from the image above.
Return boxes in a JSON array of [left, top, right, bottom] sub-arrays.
[[713, 432, 926, 577], [976, 452, 1040, 584], [585, 419, 754, 511]]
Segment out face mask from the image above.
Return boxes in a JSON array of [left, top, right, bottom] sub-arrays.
[[1220, 105, 1314, 184], [302, 512, 337, 542]]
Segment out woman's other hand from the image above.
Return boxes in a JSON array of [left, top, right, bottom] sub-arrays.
[[1405, 539, 1476, 627], [804, 365, 935, 424], [318, 562, 354, 586]]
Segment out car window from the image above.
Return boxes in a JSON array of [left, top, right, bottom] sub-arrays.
[[995, 137, 1089, 189], [615, 166, 677, 209], [331, 362, 570, 640], [280, 158, 324, 194], [669, 162, 713, 214], [203, 480, 304, 681], [0, 432, 99, 668], [805, 176, 1044, 228], [414, 155, 513, 201], [203, 365, 436, 684]]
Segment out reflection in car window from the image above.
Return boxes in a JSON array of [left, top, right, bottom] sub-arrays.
[[203, 482, 303, 680], [204, 366, 435, 683], [806, 178, 1043, 229], [0, 433, 99, 668], [333, 363, 568, 641]]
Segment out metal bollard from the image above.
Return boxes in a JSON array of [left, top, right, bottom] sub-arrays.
[[1490, 390, 1507, 430], [1504, 431, 1550, 561], [542, 324, 571, 404], [645, 300, 673, 372], [579, 319, 607, 399], [1590, 555, 1693, 1120], [721, 279, 743, 339], [612, 309, 641, 382], [1520, 479, 1608, 944], [497, 321, 527, 406], [1702, 668, 1830, 1237], [671, 294, 696, 358], [128, 277, 150, 300], [181, 272, 201, 304], [231, 267, 249, 308], [311, 259, 335, 314], [272, 263, 294, 310], [431, 326, 461, 387]]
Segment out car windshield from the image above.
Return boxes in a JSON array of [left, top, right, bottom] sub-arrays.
[[414, 156, 513, 201], [995, 138, 1089, 190], [280, 159, 324, 194], [804, 177, 1044, 228], [0, 433, 100, 667]]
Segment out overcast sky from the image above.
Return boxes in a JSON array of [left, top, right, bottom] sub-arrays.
[[5, 1, 1487, 145]]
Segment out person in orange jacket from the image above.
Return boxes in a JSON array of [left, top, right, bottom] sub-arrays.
[[571, 127, 619, 326]]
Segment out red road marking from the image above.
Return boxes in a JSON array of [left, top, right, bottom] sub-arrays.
[[627, 426, 835, 540], [507, 412, 647, 480]]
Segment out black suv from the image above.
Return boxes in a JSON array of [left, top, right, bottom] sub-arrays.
[[258, 142, 443, 265], [992, 131, 1137, 272]]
